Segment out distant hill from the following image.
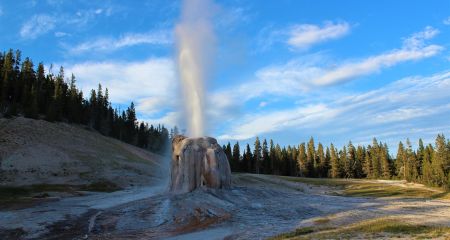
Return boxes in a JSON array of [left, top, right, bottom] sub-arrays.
[[0, 117, 169, 188]]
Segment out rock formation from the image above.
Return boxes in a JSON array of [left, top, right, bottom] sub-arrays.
[[169, 135, 231, 193]]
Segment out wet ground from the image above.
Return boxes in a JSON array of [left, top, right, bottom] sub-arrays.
[[1, 174, 450, 240]]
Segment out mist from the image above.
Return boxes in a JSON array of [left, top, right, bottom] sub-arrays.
[[175, 0, 217, 137]]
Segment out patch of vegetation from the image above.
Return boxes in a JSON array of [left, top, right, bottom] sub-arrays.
[[273, 218, 450, 240], [0, 180, 121, 201], [278, 176, 353, 188], [342, 183, 439, 198], [313, 217, 330, 225], [278, 176, 449, 199], [80, 180, 121, 192], [268, 227, 316, 240]]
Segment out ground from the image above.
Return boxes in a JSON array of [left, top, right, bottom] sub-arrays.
[[0, 117, 167, 188], [1, 173, 449, 239]]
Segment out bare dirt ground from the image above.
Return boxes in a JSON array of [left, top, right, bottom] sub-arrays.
[[2, 173, 449, 240]]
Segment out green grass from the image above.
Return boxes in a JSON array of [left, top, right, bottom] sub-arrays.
[[313, 217, 331, 225], [272, 218, 450, 239], [278, 176, 448, 199], [278, 176, 353, 188], [268, 227, 316, 240], [342, 183, 439, 198]]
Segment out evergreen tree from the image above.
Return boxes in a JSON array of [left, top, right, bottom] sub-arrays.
[[396, 142, 406, 180], [253, 137, 262, 174], [330, 144, 340, 178], [297, 143, 308, 177], [307, 137, 316, 177], [262, 139, 269, 174], [317, 143, 326, 177], [232, 142, 240, 172]]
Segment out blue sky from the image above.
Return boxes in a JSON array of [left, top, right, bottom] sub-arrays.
[[1, 0, 450, 151]]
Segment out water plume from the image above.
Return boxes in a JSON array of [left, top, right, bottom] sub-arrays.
[[175, 0, 216, 137]]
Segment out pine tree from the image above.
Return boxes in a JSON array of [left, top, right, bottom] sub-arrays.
[[422, 144, 434, 185], [269, 139, 275, 174], [297, 143, 307, 177], [364, 146, 373, 178], [325, 147, 331, 177], [232, 142, 240, 172], [431, 135, 447, 187], [262, 139, 269, 174], [253, 137, 262, 174], [396, 142, 406, 180], [339, 146, 348, 178], [307, 137, 316, 177], [317, 143, 326, 177], [405, 139, 419, 181], [370, 138, 381, 178], [330, 143, 340, 178], [355, 146, 365, 178], [346, 141, 356, 178], [380, 143, 391, 179]]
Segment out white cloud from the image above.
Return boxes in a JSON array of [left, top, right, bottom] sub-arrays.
[[313, 45, 442, 86], [68, 31, 172, 54], [287, 22, 350, 50], [218, 71, 450, 141], [19, 8, 113, 40], [65, 58, 177, 126], [244, 27, 444, 96], [443, 17, 450, 25], [20, 14, 56, 39], [218, 104, 342, 140], [54, 31, 69, 37], [313, 26, 442, 86]]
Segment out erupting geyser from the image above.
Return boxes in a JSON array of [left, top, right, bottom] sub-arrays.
[[171, 0, 230, 193], [170, 135, 231, 193], [175, 0, 216, 137]]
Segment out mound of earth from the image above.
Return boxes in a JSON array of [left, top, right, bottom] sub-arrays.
[[0, 117, 168, 188]]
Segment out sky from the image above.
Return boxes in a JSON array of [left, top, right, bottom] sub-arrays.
[[1, 0, 450, 151]]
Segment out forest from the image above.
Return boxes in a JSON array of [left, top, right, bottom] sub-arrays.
[[224, 135, 450, 189], [0, 49, 169, 154]]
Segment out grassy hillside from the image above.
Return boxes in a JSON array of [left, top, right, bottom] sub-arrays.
[[0, 117, 168, 189]]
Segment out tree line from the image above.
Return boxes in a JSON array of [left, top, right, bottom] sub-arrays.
[[0, 49, 169, 154], [223, 135, 450, 189]]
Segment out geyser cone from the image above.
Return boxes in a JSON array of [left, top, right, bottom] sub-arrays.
[[170, 135, 231, 193]]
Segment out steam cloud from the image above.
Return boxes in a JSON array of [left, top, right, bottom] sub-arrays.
[[176, 0, 216, 137]]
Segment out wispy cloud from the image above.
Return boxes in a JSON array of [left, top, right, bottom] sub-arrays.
[[19, 7, 113, 40], [67, 31, 172, 54], [313, 26, 442, 86], [443, 16, 450, 25], [256, 21, 350, 52], [246, 26, 443, 96], [287, 21, 350, 50], [218, 71, 450, 141], [20, 14, 56, 39]]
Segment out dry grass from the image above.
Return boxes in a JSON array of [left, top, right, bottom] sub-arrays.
[[0, 180, 121, 210], [272, 217, 450, 239], [278, 176, 448, 199]]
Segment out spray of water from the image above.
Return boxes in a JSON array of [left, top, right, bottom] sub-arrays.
[[175, 0, 216, 137]]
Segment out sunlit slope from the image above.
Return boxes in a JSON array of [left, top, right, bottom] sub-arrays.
[[0, 117, 167, 188]]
